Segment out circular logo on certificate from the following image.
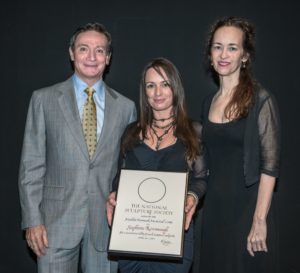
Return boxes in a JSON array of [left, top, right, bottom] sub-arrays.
[[138, 177, 166, 203]]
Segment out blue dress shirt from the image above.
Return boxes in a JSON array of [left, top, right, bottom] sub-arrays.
[[72, 74, 105, 140]]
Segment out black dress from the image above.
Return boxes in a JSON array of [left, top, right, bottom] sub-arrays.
[[112, 126, 207, 273], [199, 113, 278, 273]]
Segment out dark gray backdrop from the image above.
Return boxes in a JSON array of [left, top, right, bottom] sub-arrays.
[[1, 0, 299, 272]]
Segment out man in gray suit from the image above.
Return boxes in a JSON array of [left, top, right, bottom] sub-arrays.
[[18, 22, 136, 273]]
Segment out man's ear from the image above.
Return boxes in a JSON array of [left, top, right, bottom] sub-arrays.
[[69, 47, 74, 61], [106, 53, 111, 65]]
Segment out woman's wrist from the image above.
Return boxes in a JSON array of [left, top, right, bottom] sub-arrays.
[[187, 191, 199, 206]]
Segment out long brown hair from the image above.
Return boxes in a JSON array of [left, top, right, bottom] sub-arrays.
[[122, 58, 200, 161], [206, 16, 256, 120]]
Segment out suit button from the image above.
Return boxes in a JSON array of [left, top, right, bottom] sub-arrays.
[[89, 164, 94, 169]]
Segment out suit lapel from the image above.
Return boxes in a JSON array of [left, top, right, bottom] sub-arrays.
[[91, 85, 118, 162], [58, 78, 89, 160]]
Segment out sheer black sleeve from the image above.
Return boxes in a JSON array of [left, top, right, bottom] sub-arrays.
[[258, 94, 281, 177], [188, 121, 208, 200]]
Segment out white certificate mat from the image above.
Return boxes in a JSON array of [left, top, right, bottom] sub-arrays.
[[108, 169, 188, 259]]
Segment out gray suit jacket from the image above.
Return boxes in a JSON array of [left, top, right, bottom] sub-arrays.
[[19, 77, 136, 251]]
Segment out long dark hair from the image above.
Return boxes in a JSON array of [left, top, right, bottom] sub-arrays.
[[122, 58, 200, 161], [206, 16, 256, 120]]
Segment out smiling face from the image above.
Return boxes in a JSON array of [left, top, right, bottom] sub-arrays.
[[210, 26, 248, 80], [145, 67, 174, 116], [69, 30, 111, 86]]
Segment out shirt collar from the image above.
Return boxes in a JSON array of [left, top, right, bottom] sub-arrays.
[[72, 74, 105, 99]]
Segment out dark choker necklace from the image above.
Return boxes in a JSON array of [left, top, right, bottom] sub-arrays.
[[152, 120, 176, 130], [152, 115, 174, 122]]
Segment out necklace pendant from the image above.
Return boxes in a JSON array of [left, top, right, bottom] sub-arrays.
[[155, 140, 161, 150]]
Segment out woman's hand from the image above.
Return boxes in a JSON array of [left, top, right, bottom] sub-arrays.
[[184, 194, 197, 230], [247, 217, 268, 256], [247, 174, 275, 256], [106, 191, 117, 226]]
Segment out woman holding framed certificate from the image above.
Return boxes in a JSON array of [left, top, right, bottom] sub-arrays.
[[106, 57, 207, 273]]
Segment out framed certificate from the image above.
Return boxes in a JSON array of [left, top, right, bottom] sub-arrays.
[[108, 169, 188, 260]]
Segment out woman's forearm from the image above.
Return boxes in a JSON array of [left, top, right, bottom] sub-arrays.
[[253, 173, 276, 221]]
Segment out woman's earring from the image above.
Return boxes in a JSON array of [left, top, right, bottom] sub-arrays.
[[242, 62, 246, 68]]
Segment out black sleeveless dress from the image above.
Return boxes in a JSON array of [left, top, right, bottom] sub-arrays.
[[199, 104, 278, 273]]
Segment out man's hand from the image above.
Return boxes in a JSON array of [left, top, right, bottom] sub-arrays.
[[26, 225, 48, 256]]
